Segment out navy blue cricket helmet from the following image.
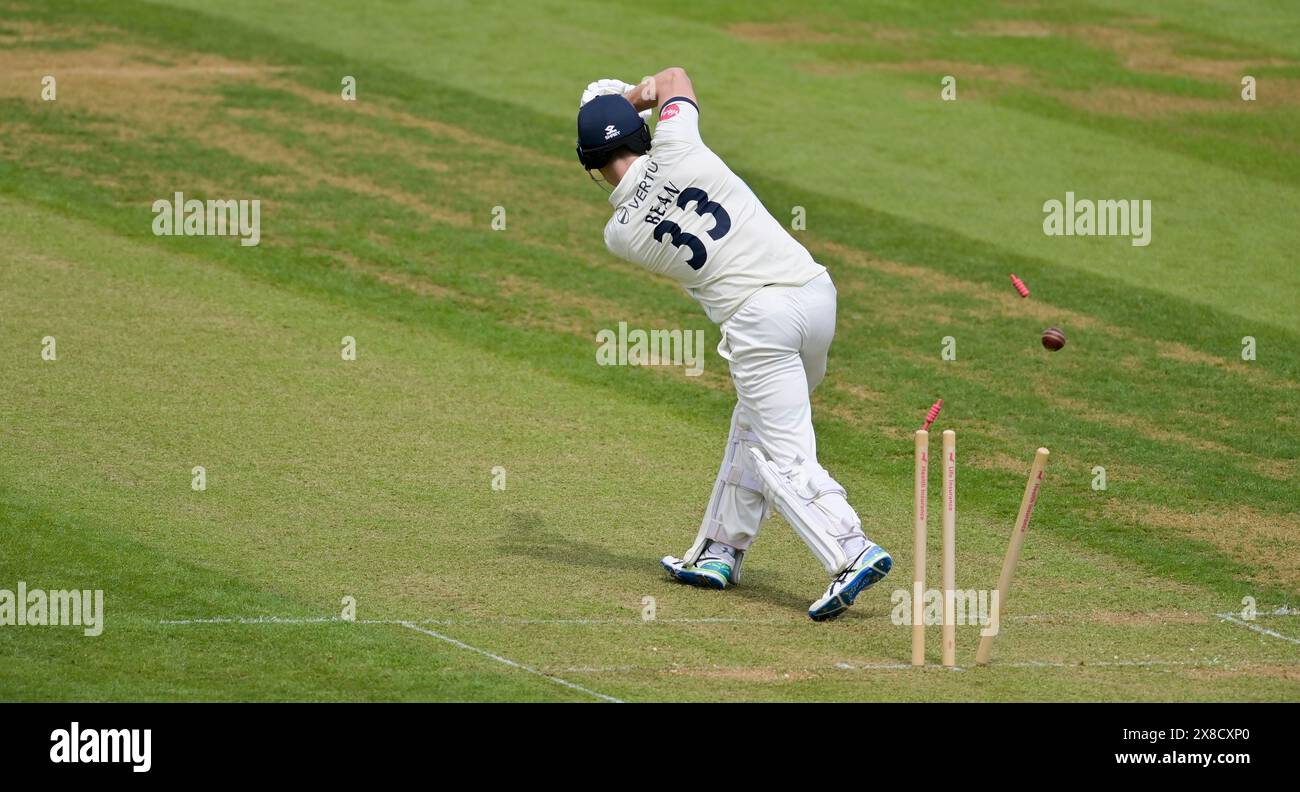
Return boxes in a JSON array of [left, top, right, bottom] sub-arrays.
[[575, 94, 651, 170]]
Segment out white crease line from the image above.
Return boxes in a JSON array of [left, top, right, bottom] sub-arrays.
[[157, 615, 623, 701], [152, 615, 1295, 679], [552, 657, 1300, 675], [159, 616, 341, 625], [159, 609, 1300, 628], [999, 659, 1214, 669], [847, 657, 1299, 670], [840, 662, 947, 670], [158, 616, 780, 626], [841, 658, 1238, 670], [1007, 608, 1298, 623], [388, 617, 779, 625], [1215, 613, 1300, 646], [396, 616, 783, 625], [396, 622, 622, 703], [155, 614, 1186, 627]]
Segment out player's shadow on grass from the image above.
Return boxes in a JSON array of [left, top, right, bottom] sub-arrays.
[[498, 510, 811, 613]]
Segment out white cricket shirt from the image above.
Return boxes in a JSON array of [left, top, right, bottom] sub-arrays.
[[603, 97, 826, 324]]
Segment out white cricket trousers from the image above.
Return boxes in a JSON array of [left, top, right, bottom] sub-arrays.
[[721, 272, 836, 467], [689, 271, 867, 575]]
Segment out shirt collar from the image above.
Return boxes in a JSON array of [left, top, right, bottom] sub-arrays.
[[607, 154, 650, 208]]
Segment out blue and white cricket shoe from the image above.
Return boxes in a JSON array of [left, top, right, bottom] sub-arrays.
[[661, 555, 733, 590], [807, 545, 893, 621]]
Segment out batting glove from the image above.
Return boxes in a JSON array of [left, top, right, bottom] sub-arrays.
[[580, 78, 652, 120]]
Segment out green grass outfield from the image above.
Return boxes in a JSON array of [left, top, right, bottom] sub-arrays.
[[1, 0, 1297, 701]]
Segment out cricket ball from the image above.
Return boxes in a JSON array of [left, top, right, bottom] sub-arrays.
[[1041, 326, 1067, 351]]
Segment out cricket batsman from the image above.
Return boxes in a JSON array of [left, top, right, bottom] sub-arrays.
[[576, 68, 892, 620]]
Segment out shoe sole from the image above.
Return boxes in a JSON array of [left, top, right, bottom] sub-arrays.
[[661, 558, 728, 590], [808, 552, 893, 621]]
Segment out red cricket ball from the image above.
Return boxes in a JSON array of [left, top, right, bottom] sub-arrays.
[[1041, 326, 1067, 351]]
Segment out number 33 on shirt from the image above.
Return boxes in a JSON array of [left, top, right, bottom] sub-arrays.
[[603, 97, 826, 325]]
